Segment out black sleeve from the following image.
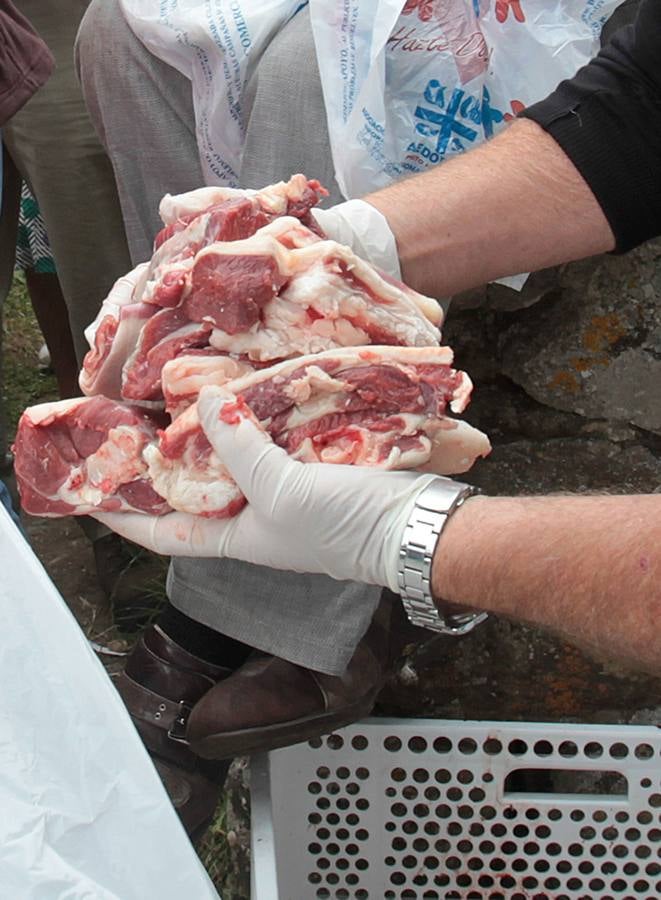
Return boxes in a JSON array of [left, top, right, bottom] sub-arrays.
[[519, 0, 661, 254]]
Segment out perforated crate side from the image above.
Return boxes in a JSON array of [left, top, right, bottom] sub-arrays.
[[250, 718, 661, 900]]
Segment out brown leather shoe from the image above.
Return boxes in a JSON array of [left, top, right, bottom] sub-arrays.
[[186, 595, 394, 759], [116, 625, 231, 840]]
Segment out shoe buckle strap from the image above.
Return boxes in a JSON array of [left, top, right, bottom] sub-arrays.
[[168, 700, 193, 744]]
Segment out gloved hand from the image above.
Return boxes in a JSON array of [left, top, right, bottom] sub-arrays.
[[93, 386, 439, 592], [312, 199, 402, 280]]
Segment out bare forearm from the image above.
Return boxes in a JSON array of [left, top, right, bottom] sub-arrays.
[[367, 119, 615, 297], [432, 494, 661, 673]]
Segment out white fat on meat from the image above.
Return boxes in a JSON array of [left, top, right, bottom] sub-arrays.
[[161, 354, 255, 418], [157, 173, 314, 225]]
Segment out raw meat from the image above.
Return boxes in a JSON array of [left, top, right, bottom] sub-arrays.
[[120, 216, 442, 402], [13, 396, 170, 517], [144, 346, 490, 517]]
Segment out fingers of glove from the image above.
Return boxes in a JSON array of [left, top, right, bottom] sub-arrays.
[[197, 386, 301, 512], [312, 200, 402, 280], [92, 509, 236, 557]]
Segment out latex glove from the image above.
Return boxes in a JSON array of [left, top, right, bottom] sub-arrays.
[[311, 199, 402, 280], [93, 386, 440, 592]]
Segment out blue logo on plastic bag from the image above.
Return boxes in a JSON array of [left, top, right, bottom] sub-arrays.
[[409, 79, 506, 163]]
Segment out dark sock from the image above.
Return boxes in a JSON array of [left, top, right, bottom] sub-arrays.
[[157, 603, 252, 668]]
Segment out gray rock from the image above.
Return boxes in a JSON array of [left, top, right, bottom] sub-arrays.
[[465, 437, 661, 496], [499, 240, 661, 432]]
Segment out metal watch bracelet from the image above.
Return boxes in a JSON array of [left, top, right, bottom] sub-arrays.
[[397, 478, 488, 635]]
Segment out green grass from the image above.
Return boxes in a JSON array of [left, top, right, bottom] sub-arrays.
[[3, 273, 57, 436]]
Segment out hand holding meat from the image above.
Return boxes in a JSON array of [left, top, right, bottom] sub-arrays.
[[94, 386, 438, 591]]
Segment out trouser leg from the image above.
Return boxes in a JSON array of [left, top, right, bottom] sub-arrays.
[[76, 0, 203, 265], [77, 0, 380, 675], [3, 0, 131, 365]]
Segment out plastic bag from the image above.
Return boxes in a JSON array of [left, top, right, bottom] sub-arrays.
[[309, 0, 626, 199], [120, 0, 303, 186], [0, 505, 219, 899]]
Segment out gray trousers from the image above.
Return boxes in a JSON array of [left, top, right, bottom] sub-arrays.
[[76, 1, 380, 675], [0, 1, 132, 548]]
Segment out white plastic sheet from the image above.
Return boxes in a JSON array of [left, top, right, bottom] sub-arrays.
[[120, 0, 302, 186], [309, 0, 626, 199], [0, 504, 219, 899]]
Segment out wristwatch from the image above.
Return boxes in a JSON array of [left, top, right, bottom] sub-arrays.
[[397, 478, 488, 635]]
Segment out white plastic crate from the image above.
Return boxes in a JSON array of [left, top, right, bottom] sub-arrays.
[[250, 718, 661, 899]]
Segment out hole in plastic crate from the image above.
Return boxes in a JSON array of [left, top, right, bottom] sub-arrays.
[[483, 772, 494, 783], [591, 843, 608, 857], [413, 768, 429, 784], [458, 769, 474, 784], [435, 769, 451, 784], [458, 738, 478, 754], [408, 736, 427, 753], [351, 734, 368, 750], [559, 740, 578, 757], [584, 741, 603, 758], [580, 825, 597, 839], [504, 768, 628, 797], [636, 844, 651, 858], [336, 767, 350, 780], [447, 787, 462, 802], [610, 742, 629, 759], [468, 787, 485, 802], [649, 793, 661, 807], [635, 742, 654, 760], [625, 827, 642, 841], [508, 739, 527, 755], [593, 809, 607, 822], [641, 777, 652, 788], [424, 786, 440, 801], [447, 822, 462, 837], [533, 740, 553, 756], [483, 738, 502, 755], [535, 824, 551, 838], [469, 823, 485, 837], [403, 820, 418, 835], [480, 805, 497, 820], [384, 736, 401, 752], [391, 767, 406, 782], [327, 734, 343, 750], [424, 821, 439, 836], [402, 786, 417, 800], [355, 767, 369, 781], [433, 736, 451, 754], [570, 809, 585, 822], [649, 827, 661, 841], [615, 810, 629, 823]]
